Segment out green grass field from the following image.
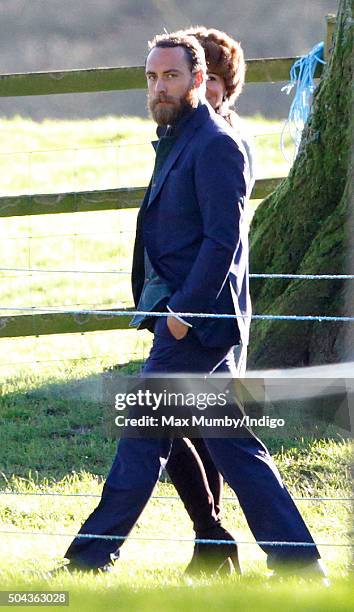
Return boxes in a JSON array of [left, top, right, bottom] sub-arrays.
[[0, 115, 352, 610], [0, 439, 352, 610]]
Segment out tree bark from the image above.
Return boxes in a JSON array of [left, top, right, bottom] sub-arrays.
[[248, 0, 353, 368]]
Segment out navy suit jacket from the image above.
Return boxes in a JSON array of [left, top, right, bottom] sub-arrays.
[[132, 102, 252, 349]]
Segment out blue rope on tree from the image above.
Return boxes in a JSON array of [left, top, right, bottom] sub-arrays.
[[281, 41, 326, 160]]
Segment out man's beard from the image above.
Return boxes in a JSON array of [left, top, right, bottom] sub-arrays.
[[148, 82, 198, 126]]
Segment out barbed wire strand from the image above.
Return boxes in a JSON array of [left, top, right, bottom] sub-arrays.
[[0, 490, 352, 502], [0, 529, 351, 547], [1, 306, 353, 322], [0, 267, 353, 279]]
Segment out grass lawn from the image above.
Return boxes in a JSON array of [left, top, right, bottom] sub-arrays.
[[2, 575, 353, 612], [0, 447, 352, 611]]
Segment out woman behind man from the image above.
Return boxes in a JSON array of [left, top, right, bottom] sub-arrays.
[[165, 26, 255, 576]]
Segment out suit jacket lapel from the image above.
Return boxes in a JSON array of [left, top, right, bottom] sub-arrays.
[[147, 104, 210, 208]]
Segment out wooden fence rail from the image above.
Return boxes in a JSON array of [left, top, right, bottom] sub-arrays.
[[0, 59, 324, 98], [0, 179, 283, 218], [0, 310, 132, 339]]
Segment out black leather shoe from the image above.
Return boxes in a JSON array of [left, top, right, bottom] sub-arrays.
[[185, 525, 241, 576], [47, 560, 114, 577]]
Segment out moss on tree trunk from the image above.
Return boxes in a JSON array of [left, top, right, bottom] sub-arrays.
[[248, 0, 353, 368]]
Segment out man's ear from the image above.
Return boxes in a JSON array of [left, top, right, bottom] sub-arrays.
[[193, 69, 204, 88]]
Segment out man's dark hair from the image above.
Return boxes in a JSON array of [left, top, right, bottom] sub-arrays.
[[148, 32, 207, 76]]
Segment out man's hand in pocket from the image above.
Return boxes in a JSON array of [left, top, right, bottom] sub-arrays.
[[166, 316, 189, 340]]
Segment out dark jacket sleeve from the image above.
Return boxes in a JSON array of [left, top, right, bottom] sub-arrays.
[[131, 183, 152, 307]]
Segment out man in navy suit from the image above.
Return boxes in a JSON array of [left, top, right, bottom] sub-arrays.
[[63, 32, 326, 580]]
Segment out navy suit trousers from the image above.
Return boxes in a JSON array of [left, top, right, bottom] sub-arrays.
[[65, 319, 320, 569]]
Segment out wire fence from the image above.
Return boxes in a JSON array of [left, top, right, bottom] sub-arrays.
[[0, 490, 352, 502], [1, 268, 353, 279], [1, 306, 353, 323], [0, 529, 351, 548]]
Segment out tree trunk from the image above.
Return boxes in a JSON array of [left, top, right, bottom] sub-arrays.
[[248, 0, 353, 369]]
